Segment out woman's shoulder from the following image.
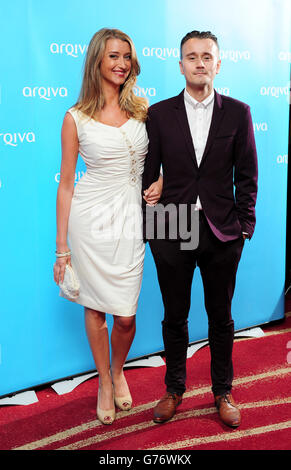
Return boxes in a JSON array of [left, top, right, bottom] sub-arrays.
[[66, 106, 83, 120], [63, 106, 90, 139], [66, 106, 92, 128]]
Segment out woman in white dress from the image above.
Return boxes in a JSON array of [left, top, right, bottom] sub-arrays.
[[53, 28, 162, 424]]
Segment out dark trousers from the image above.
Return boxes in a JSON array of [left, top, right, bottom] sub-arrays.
[[149, 211, 244, 396]]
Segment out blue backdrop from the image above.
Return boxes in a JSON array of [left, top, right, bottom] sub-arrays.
[[0, 0, 290, 397]]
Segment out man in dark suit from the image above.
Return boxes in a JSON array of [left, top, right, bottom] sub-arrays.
[[142, 30, 258, 428]]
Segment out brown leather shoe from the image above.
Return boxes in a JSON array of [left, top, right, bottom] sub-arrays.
[[153, 392, 183, 423], [215, 393, 241, 428]]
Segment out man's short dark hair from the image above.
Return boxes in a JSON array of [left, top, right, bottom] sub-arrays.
[[180, 30, 219, 58]]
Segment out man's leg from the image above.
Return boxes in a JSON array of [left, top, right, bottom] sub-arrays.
[[149, 239, 195, 421], [150, 239, 196, 394], [197, 212, 244, 426]]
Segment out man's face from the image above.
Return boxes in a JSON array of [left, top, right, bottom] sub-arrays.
[[179, 38, 221, 90]]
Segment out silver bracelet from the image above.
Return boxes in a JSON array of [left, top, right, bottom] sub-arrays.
[[55, 251, 71, 258]]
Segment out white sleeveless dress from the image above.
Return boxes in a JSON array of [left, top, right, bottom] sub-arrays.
[[59, 108, 148, 316]]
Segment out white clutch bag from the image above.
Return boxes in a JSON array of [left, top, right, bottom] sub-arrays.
[[59, 264, 80, 300]]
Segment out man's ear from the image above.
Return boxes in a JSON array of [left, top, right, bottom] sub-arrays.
[[179, 60, 184, 75]]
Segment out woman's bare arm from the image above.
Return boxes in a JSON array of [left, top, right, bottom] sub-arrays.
[[54, 112, 79, 284]]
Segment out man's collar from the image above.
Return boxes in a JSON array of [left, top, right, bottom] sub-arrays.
[[184, 88, 215, 109]]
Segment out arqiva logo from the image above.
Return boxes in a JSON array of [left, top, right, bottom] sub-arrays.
[[55, 171, 85, 183], [0, 132, 36, 147], [219, 50, 251, 62], [134, 86, 156, 97], [260, 85, 289, 99], [278, 51, 291, 62], [142, 47, 180, 60], [253, 122, 268, 132], [50, 43, 88, 57], [23, 86, 68, 100]]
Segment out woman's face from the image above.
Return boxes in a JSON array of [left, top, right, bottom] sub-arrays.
[[100, 38, 132, 88]]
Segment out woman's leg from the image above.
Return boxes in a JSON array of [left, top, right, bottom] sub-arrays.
[[110, 315, 136, 398], [84, 307, 113, 411]]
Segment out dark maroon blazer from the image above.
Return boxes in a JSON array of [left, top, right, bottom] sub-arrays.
[[142, 90, 258, 241]]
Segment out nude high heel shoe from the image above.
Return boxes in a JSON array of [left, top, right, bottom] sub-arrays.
[[114, 393, 132, 411], [97, 386, 115, 425], [113, 375, 132, 411]]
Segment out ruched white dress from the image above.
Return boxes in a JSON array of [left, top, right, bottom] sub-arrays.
[[59, 107, 148, 316]]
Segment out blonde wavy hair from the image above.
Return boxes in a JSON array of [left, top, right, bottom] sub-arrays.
[[74, 28, 148, 122]]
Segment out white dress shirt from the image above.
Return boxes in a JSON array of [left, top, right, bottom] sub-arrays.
[[184, 88, 214, 210]]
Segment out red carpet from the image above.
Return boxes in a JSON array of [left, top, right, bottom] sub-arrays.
[[1, 297, 291, 451]]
